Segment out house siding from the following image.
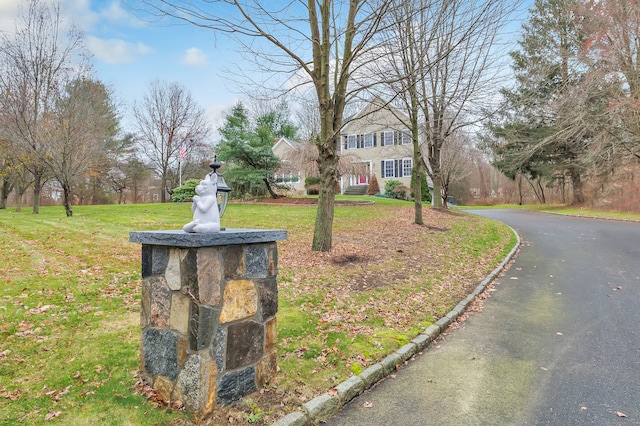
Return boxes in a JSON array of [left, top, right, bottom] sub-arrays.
[[271, 138, 306, 194], [340, 100, 414, 194]]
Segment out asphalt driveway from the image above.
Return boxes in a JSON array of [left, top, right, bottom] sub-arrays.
[[326, 209, 640, 425]]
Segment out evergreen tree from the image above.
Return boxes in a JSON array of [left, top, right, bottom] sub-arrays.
[[254, 100, 298, 144], [488, 0, 588, 204], [217, 102, 296, 198]]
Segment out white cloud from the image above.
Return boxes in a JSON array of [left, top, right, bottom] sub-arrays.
[[0, 1, 19, 33], [182, 47, 207, 67], [207, 100, 240, 142], [98, 0, 145, 28], [87, 36, 152, 64], [62, 0, 99, 30]]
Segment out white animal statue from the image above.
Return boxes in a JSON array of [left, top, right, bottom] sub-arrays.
[[183, 173, 221, 233]]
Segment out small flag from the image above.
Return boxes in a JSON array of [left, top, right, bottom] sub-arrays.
[[179, 145, 186, 160]]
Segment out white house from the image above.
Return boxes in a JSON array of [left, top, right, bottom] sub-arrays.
[[272, 99, 421, 196], [339, 99, 414, 195]]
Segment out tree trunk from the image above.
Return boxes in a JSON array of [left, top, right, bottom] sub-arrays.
[[427, 130, 445, 209], [32, 172, 42, 214], [429, 156, 443, 209], [313, 172, 337, 252], [517, 174, 523, 205], [570, 168, 584, 205], [161, 175, 167, 203], [537, 178, 546, 203], [263, 178, 280, 199], [442, 181, 449, 208], [62, 184, 73, 217], [312, 140, 339, 252], [411, 103, 423, 225], [412, 165, 423, 225], [312, 96, 340, 252], [0, 179, 11, 209]]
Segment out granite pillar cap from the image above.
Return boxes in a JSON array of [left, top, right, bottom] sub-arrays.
[[130, 229, 287, 247]]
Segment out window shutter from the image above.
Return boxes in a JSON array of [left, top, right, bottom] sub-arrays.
[[343, 136, 347, 150], [381, 160, 385, 178], [373, 133, 377, 147], [395, 159, 400, 177]]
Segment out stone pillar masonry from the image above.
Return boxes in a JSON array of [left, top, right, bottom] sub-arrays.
[[129, 229, 287, 421]]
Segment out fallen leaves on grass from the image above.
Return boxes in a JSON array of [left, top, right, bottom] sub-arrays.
[[133, 378, 184, 411], [44, 411, 62, 421], [1, 388, 21, 401], [44, 385, 71, 401], [28, 304, 53, 315]]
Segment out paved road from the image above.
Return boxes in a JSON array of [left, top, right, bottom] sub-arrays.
[[327, 210, 640, 425]]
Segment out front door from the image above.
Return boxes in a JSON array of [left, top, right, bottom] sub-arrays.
[[357, 162, 370, 185]]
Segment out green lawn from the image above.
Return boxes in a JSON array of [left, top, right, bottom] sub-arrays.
[[458, 203, 640, 221], [0, 200, 516, 425]]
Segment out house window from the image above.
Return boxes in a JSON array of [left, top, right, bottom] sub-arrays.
[[347, 134, 357, 149], [275, 172, 301, 184], [383, 159, 396, 178], [402, 158, 413, 177], [382, 131, 394, 146], [401, 131, 412, 145], [364, 133, 375, 148]]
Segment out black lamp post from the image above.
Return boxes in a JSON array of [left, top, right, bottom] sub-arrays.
[[209, 155, 231, 217]]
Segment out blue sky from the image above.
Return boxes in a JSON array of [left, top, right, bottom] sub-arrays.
[[0, 0, 533, 141], [1, 0, 243, 138]]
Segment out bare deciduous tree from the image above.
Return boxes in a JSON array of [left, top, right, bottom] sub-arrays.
[[418, 0, 519, 208], [577, 0, 640, 165], [42, 78, 118, 216], [0, 0, 89, 214], [294, 93, 322, 144], [440, 130, 474, 207], [374, 0, 519, 214], [141, 0, 394, 251], [375, 0, 443, 223], [132, 80, 211, 202]]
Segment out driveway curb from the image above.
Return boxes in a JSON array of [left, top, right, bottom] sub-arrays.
[[272, 225, 521, 426]]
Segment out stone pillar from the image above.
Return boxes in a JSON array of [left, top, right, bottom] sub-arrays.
[[129, 229, 287, 421]]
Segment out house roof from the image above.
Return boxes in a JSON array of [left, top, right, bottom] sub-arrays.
[[272, 137, 299, 152], [341, 97, 410, 134]]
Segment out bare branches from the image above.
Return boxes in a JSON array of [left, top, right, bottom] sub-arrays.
[[373, 0, 521, 208], [139, 0, 397, 250], [0, 0, 94, 214], [132, 80, 211, 202], [280, 141, 367, 177]]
